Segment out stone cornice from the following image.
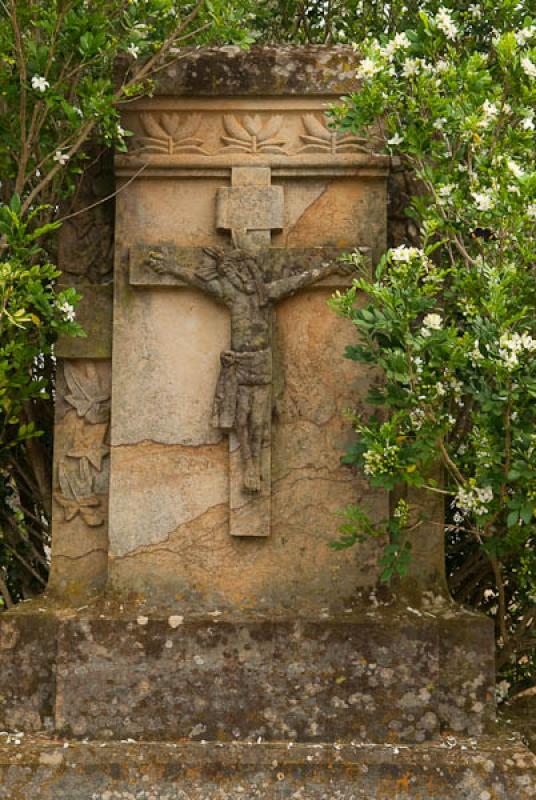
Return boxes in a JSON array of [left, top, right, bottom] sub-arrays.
[[117, 45, 361, 98]]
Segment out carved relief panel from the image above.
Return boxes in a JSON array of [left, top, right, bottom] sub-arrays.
[[108, 52, 391, 609]]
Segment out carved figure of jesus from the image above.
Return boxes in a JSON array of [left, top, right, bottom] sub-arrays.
[[147, 247, 351, 493]]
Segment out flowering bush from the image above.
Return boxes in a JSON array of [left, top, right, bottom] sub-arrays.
[[330, 1, 535, 695]]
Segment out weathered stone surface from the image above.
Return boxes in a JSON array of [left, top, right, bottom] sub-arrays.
[[52, 147, 115, 596], [55, 285, 113, 359], [0, 614, 56, 733], [55, 615, 440, 742], [503, 689, 536, 754], [119, 46, 363, 97], [0, 607, 495, 743], [57, 149, 114, 285], [110, 71, 393, 591], [438, 611, 497, 737], [48, 360, 111, 601], [0, 737, 535, 800]]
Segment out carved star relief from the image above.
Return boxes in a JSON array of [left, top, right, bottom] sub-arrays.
[[66, 421, 109, 471], [64, 362, 110, 424]]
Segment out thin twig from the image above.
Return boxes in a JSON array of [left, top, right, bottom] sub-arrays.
[[55, 163, 147, 224]]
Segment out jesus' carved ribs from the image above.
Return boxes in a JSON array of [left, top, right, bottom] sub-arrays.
[[145, 245, 355, 495]]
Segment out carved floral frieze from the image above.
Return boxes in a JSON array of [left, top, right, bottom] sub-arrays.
[[297, 114, 370, 154], [54, 362, 111, 528], [135, 112, 208, 155], [219, 115, 287, 154], [127, 112, 372, 159]]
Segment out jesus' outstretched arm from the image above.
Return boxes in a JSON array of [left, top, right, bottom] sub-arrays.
[[267, 259, 354, 302], [144, 247, 222, 298]]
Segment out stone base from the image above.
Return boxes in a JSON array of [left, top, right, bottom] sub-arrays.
[[0, 737, 534, 799], [0, 606, 494, 742]]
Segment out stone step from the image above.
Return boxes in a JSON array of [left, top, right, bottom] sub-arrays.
[[1, 607, 494, 742], [0, 736, 534, 799]]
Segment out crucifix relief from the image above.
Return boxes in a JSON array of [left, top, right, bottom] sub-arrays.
[[131, 167, 360, 537]]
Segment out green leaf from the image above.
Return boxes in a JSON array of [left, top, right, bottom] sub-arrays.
[[520, 504, 534, 525], [507, 510, 519, 528], [9, 194, 21, 214]]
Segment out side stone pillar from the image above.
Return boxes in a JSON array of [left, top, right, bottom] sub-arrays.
[[47, 154, 114, 601]]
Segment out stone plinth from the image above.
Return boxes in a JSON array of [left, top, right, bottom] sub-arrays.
[[0, 738, 535, 800], [0, 606, 495, 743]]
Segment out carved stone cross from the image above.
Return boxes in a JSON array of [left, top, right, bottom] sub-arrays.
[[216, 166, 284, 251], [131, 166, 363, 537]]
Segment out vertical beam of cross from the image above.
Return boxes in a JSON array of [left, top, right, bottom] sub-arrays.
[[215, 167, 283, 537]]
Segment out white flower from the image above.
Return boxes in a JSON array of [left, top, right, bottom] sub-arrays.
[[453, 511, 464, 525], [381, 32, 411, 59], [468, 4, 481, 18], [436, 7, 458, 40], [514, 25, 536, 47], [482, 99, 498, 117], [521, 111, 534, 130], [362, 443, 400, 477], [472, 190, 494, 212], [479, 99, 499, 128], [432, 117, 446, 130], [507, 159, 524, 179], [53, 151, 70, 166], [58, 301, 76, 322], [31, 75, 49, 93], [470, 340, 484, 366], [73, 107, 83, 117], [410, 408, 425, 430], [438, 184, 453, 204], [357, 57, 382, 79], [413, 356, 424, 373], [127, 43, 140, 58], [521, 56, 536, 78], [435, 58, 450, 73], [515, 26, 535, 46], [455, 484, 493, 516], [387, 132, 403, 145], [421, 313, 443, 336], [528, 202, 536, 220], [117, 125, 126, 138], [393, 32, 411, 50], [390, 245, 423, 262], [402, 57, 420, 77], [498, 330, 536, 369]]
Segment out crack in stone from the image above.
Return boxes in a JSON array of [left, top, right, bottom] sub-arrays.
[[112, 503, 228, 561], [54, 548, 108, 562]]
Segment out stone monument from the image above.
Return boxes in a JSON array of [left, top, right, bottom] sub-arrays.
[[0, 47, 534, 799]]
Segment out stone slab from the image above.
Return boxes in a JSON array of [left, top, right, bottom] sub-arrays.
[[0, 608, 495, 743], [55, 616, 440, 742], [118, 46, 363, 97], [0, 737, 535, 800]]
